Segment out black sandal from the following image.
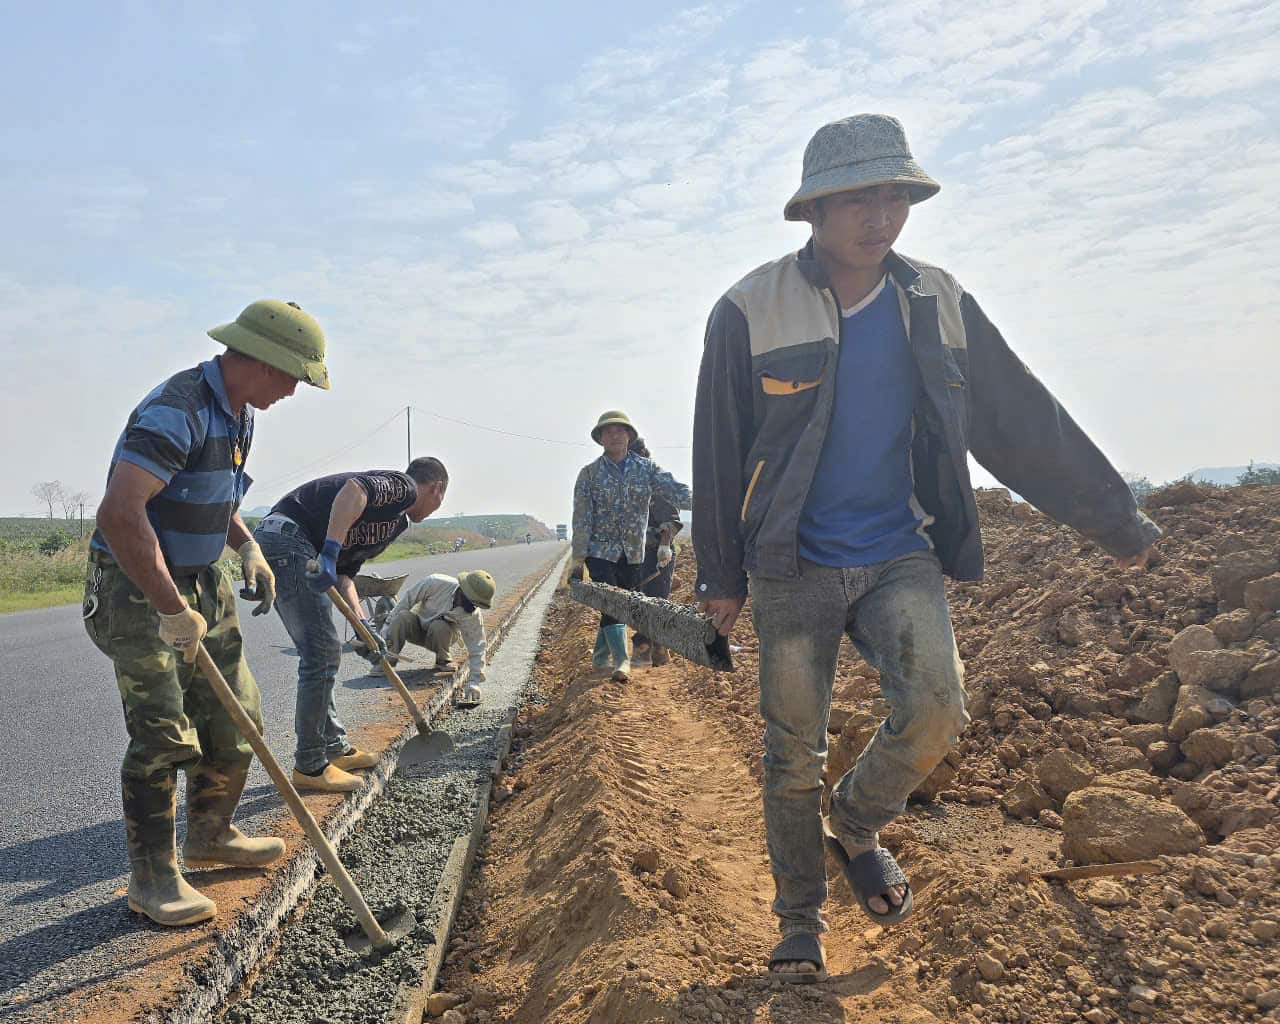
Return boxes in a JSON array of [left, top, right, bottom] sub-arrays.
[[825, 827, 914, 925], [767, 933, 828, 984]]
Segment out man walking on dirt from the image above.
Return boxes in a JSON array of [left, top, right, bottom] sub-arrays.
[[254, 459, 449, 793], [380, 569, 496, 706], [691, 114, 1159, 981], [86, 299, 330, 927]]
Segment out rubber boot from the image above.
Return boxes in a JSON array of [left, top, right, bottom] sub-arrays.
[[591, 626, 610, 670], [183, 761, 284, 870], [604, 623, 631, 683], [124, 769, 217, 926], [650, 643, 670, 667]]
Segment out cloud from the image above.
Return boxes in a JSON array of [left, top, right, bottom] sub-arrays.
[[461, 220, 522, 250]]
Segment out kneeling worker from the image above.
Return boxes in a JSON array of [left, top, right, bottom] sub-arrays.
[[86, 299, 329, 926], [254, 458, 448, 793], [382, 570, 495, 706]]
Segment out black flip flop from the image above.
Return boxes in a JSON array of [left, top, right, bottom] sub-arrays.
[[824, 827, 914, 925], [767, 932, 828, 984]]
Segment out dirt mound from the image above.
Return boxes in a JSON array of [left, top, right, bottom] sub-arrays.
[[433, 485, 1280, 1023]]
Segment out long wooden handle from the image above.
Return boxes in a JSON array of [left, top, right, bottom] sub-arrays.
[[193, 644, 392, 950], [323, 583, 433, 737]]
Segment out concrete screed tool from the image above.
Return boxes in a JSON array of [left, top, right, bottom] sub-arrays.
[[192, 643, 413, 952], [568, 580, 734, 672], [314, 572, 457, 772]]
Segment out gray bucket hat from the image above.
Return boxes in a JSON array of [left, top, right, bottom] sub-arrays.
[[784, 114, 940, 221]]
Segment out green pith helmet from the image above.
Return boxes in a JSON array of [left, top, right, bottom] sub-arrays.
[[458, 570, 496, 610], [207, 300, 331, 390], [590, 409, 637, 444]]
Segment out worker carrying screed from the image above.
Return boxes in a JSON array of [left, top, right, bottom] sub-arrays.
[[626, 434, 683, 667], [253, 458, 448, 793], [85, 299, 329, 928], [570, 410, 691, 682], [379, 570, 496, 706], [692, 114, 1160, 982]]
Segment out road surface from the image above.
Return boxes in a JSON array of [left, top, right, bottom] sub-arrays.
[[0, 541, 564, 1019]]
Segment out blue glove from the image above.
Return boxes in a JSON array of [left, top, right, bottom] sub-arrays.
[[305, 539, 342, 593]]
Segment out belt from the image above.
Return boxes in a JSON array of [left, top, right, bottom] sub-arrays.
[[256, 513, 303, 536]]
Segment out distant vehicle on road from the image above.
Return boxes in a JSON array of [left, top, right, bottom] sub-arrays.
[[453, 537, 465, 552], [525, 532, 533, 545], [556, 523, 568, 542]]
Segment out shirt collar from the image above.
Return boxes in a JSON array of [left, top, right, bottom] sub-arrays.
[[201, 356, 238, 420], [795, 239, 925, 296]]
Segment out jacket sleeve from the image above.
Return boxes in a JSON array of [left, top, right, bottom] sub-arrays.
[[692, 295, 755, 599], [571, 466, 593, 561], [962, 291, 1161, 558], [649, 463, 692, 511]]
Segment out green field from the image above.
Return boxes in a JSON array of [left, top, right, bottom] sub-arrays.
[[0, 513, 554, 612]]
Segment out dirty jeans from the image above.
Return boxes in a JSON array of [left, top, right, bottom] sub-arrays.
[[749, 550, 968, 936], [253, 525, 350, 773]]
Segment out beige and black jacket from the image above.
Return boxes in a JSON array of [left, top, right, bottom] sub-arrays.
[[691, 242, 1159, 600]]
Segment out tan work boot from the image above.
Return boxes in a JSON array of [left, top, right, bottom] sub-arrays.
[[123, 770, 216, 927], [329, 747, 378, 771], [291, 764, 361, 793], [183, 761, 284, 870]]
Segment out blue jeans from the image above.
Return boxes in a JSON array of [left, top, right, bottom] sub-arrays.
[[254, 525, 349, 773], [749, 550, 968, 936]]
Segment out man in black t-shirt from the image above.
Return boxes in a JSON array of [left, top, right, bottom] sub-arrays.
[[254, 457, 449, 792]]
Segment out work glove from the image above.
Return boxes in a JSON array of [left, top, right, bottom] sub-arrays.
[[238, 540, 276, 616], [305, 539, 342, 593], [569, 559, 586, 582], [357, 621, 392, 665], [656, 544, 673, 567], [158, 604, 208, 664]]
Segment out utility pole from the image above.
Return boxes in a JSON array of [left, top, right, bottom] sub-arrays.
[[79, 502, 85, 539], [406, 405, 411, 464]]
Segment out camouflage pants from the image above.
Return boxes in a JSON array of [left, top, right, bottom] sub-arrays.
[[84, 549, 263, 856]]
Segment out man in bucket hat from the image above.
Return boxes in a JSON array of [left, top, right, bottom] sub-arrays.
[[691, 114, 1160, 981], [85, 299, 328, 927], [380, 569, 496, 707], [570, 411, 691, 682]]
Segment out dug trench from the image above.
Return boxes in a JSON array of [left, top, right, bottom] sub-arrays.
[[430, 483, 1280, 1024]]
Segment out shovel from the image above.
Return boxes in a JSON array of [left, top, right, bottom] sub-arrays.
[[192, 643, 412, 952], [314, 574, 456, 770]]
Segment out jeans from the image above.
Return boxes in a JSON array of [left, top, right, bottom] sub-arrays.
[[254, 525, 349, 773], [749, 549, 968, 936], [585, 555, 640, 627]]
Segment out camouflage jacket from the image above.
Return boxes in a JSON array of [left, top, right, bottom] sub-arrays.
[[572, 453, 691, 565]]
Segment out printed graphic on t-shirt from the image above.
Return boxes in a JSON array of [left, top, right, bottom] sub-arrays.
[[344, 518, 405, 549], [365, 473, 414, 508]]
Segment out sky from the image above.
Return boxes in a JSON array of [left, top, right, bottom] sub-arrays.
[[1, 0, 1276, 527]]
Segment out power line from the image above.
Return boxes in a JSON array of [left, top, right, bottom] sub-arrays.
[[252, 409, 406, 493]]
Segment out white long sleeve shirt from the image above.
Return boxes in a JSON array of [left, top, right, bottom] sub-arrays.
[[389, 573, 487, 681]]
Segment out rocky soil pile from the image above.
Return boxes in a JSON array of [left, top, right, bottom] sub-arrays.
[[430, 483, 1279, 1024]]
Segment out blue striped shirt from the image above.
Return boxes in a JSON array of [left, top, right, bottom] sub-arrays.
[[92, 357, 253, 574]]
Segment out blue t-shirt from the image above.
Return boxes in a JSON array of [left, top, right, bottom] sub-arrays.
[[797, 277, 931, 567], [92, 357, 253, 574]]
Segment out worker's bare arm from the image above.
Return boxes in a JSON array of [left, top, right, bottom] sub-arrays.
[[95, 462, 186, 614], [324, 480, 369, 546]]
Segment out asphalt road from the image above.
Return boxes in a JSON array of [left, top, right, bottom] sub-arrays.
[[0, 541, 565, 1018]]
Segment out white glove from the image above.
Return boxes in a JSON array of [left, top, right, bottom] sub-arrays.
[[238, 540, 276, 615], [159, 605, 208, 664], [656, 544, 673, 567]]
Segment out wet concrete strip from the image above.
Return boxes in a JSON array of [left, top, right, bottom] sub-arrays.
[[214, 552, 567, 1024]]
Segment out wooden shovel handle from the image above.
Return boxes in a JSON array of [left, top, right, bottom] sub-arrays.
[[319, 578, 433, 738], [193, 643, 392, 949]]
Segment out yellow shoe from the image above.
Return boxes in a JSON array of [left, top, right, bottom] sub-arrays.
[[329, 748, 378, 771], [291, 765, 361, 793]]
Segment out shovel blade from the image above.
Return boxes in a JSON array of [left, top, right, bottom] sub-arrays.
[[343, 902, 419, 954], [395, 729, 455, 774]]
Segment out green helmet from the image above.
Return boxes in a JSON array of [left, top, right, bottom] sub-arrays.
[[207, 299, 331, 390], [458, 570, 496, 610], [590, 409, 637, 444]]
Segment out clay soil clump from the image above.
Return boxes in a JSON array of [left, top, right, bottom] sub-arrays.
[[435, 485, 1280, 1023]]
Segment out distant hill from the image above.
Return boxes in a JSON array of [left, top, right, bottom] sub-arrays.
[[424, 514, 555, 541], [1188, 463, 1280, 486]]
